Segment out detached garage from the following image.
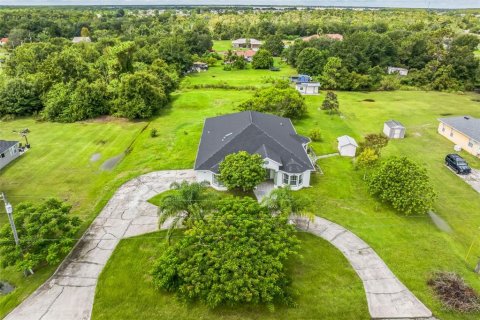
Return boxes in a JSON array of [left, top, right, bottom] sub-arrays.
[[337, 135, 358, 157], [383, 120, 406, 139]]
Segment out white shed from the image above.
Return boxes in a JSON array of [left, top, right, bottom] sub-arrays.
[[387, 67, 408, 76], [295, 82, 320, 95], [383, 120, 406, 139], [337, 135, 358, 157]]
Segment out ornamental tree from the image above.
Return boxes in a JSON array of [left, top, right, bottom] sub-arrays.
[[321, 91, 339, 114], [252, 49, 274, 69], [151, 197, 299, 309], [0, 198, 81, 271], [368, 157, 436, 215], [358, 133, 389, 155], [219, 151, 266, 191], [356, 147, 379, 180]]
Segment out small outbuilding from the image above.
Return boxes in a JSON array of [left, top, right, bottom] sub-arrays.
[[387, 67, 408, 76], [383, 120, 406, 139], [295, 82, 320, 95], [337, 135, 358, 157], [289, 74, 312, 83], [190, 62, 209, 73], [72, 36, 91, 43], [0, 140, 20, 171]]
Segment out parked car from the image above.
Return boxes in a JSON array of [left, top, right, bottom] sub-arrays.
[[445, 154, 471, 174]]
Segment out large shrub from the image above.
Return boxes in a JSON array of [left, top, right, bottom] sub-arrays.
[[0, 198, 81, 271], [0, 78, 42, 117], [368, 157, 436, 215], [239, 85, 307, 119], [219, 151, 266, 191], [151, 197, 299, 309], [252, 49, 274, 69]]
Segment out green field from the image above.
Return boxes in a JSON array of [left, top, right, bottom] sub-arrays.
[[212, 40, 234, 52], [92, 231, 369, 320], [2, 64, 480, 319]]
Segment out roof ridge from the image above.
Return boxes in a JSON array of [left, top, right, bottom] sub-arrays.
[[194, 116, 252, 169], [250, 122, 312, 169]]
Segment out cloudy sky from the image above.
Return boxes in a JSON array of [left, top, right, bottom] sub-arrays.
[[0, 0, 478, 8]]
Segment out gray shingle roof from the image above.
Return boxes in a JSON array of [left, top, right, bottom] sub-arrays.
[[439, 115, 480, 142], [194, 111, 315, 174], [0, 140, 18, 154], [384, 120, 405, 129]]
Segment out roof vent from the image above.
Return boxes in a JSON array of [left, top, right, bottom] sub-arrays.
[[464, 116, 470, 120]]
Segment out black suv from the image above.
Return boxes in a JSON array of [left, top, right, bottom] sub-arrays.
[[445, 154, 471, 175]]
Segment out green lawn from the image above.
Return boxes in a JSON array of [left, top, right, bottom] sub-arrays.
[[92, 231, 369, 320], [213, 40, 234, 52], [3, 64, 480, 319]]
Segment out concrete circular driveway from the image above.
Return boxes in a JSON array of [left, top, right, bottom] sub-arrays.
[[5, 169, 433, 320]]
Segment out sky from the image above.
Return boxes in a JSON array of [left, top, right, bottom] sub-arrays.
[[0, 0, 479, 9]]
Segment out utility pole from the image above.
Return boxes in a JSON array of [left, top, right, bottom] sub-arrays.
[[0, 193, 33, 276]]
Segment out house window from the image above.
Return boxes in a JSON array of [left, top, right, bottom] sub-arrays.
[[441, 125, 445, 132], [299, 174, 303, 185], [469, 141, 474, 148], [290, 175, 297, 186], [0, 153, 4, 158], [450, 130, 454, 137], [283, 173, 289, 185]]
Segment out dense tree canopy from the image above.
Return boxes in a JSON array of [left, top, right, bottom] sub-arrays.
[[219, 151, 266, 191], [252, 49, 274, 69], [368, 157, 436, 215], [0, 199, 81, 271], [239, 83, 307, 119], [151, 197, 299, 309]]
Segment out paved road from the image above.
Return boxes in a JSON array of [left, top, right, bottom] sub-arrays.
[[5, 170, 196, 320], [294, 216, 434, 319], [6, 169, 434, 320]]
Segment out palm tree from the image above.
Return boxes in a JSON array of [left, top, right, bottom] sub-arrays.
[[157, 181, 212, 244], [261, 186, 314, 229]]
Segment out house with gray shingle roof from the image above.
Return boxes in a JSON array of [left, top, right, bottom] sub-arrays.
[[0, 140, 20, 170], [194, 111, 316, 190], [438, 115, 480, 157]]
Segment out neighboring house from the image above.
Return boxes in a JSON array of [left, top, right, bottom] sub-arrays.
[[0, 140, 20, 171], [301, 34, 343, 42], [0, 38, 8, 46], [231, 38, 262, 50], [337, 135, 358, 157], [194, 111, 316, 191], [383, 120, 406, 139], [72, 37, 92, 43], [438, 115, 480, 158], [289, 74, 312, 83], [235, 49, 256, 62], [387, 67, 409, 76], [325, 33, 344, 41], [295, 82, 320, 95], [190, 62, 209, 73]]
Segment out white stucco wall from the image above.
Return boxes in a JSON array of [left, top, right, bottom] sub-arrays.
[[339, 145, 357, 157]]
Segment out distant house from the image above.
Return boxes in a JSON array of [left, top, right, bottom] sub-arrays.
[[383, 120, 406, 139], [72, 37, 92, 43], [301, 34, 343, 42], [190, 62, 209, 73], [232, 38, 262, 50], [235, 49, 256, 62], [337, 135, 358, 157], [295, 82, 320, 95], [0, 140, 20, 171], [438, 116, 480, 158], [194, 111, 316, 191], [289, 74, 312, 83], [324, 33, 344, 41], [0, 38, 8, 46], [387, 67, 409, 76]]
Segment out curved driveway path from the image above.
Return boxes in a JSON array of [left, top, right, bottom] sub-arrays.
[[5, 170, 196, 320], [6, 169, 433, 320]]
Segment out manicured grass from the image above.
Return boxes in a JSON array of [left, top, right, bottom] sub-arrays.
[[92, 231, 369, 320], [294, 91, 480, 320], [3, 64, 480, 319], [213, 40, 234, 52], [182, 60, 295, 89]]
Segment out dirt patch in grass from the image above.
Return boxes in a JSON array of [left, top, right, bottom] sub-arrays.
[[428, 272, 480, 312], [362, 99, 375, 102], [440, 113, 453, 116], [0, 281, 14, 295]]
